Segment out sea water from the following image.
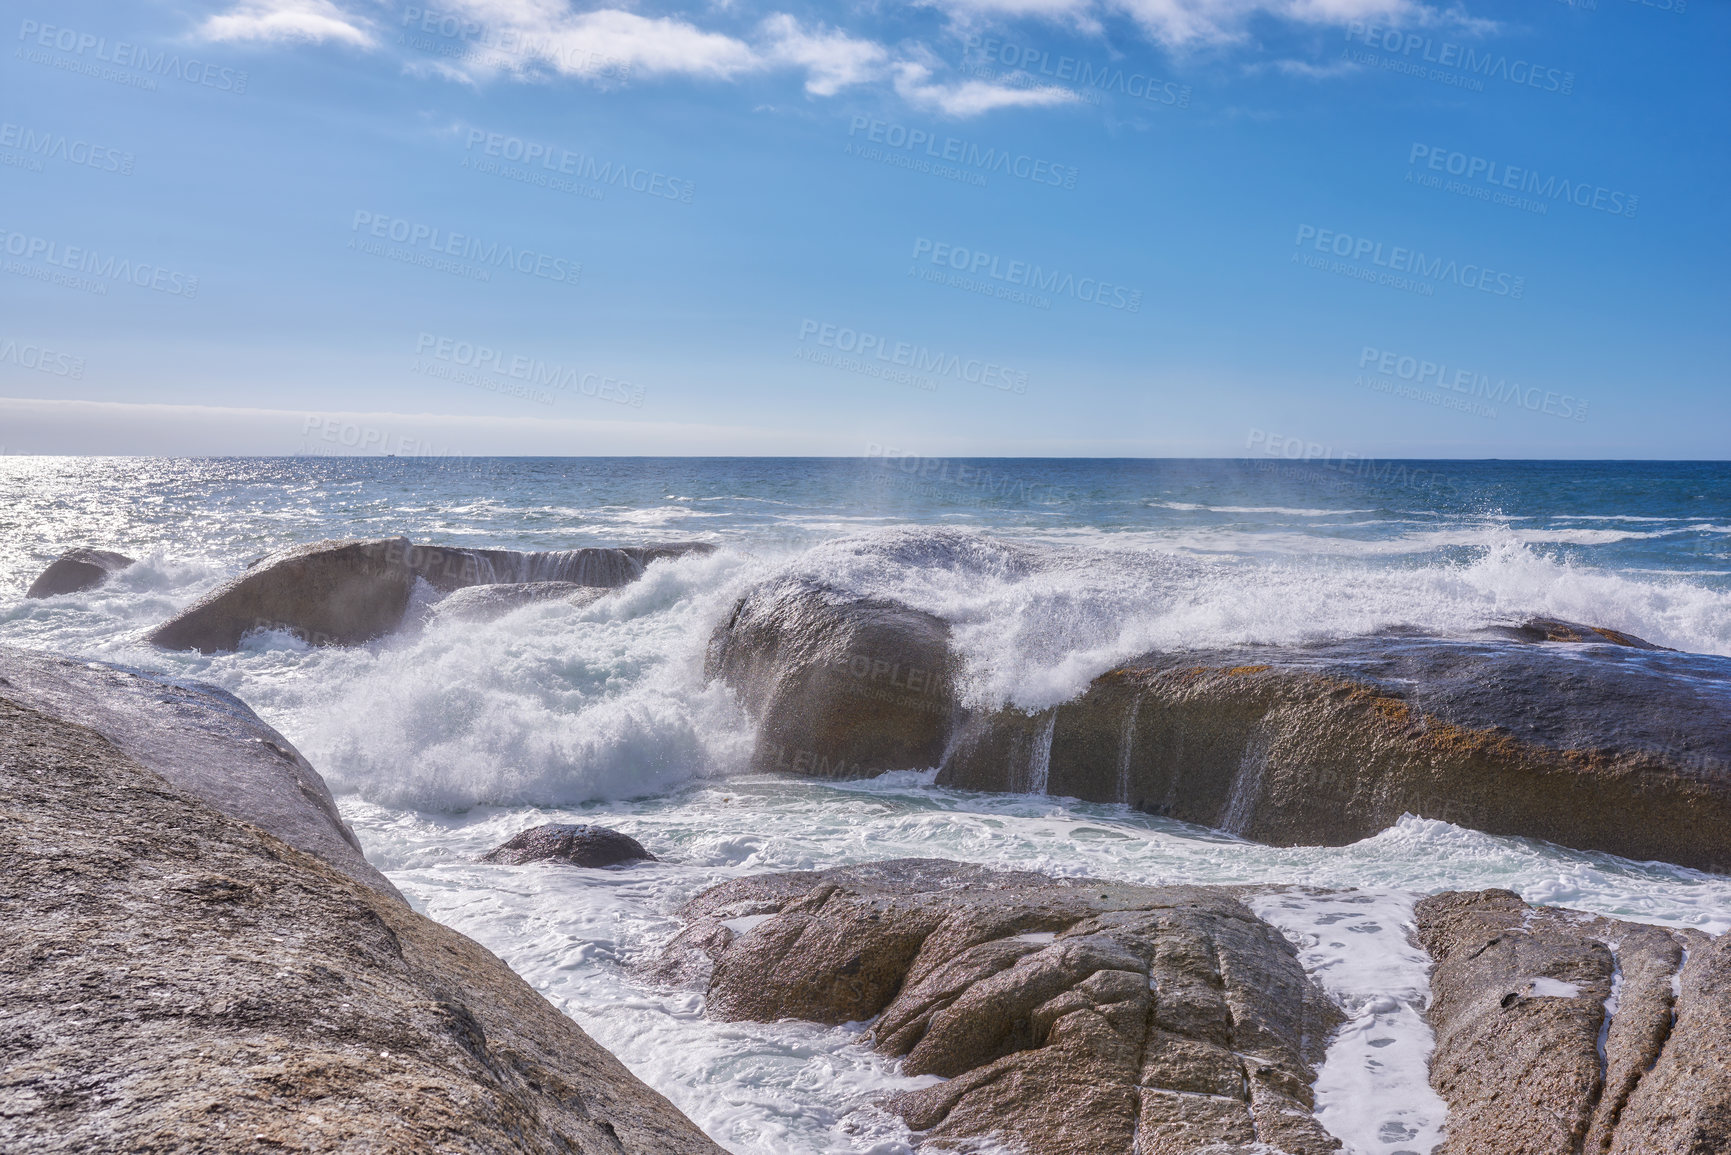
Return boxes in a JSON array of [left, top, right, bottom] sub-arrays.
[[3, 456, 1729, 1154]]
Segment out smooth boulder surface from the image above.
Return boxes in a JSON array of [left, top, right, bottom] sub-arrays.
[[654, 859, 1342, 1155], [148, 537, 416, 652], [1416, 889, 1729, 1154], [24, 547, 136, 598], [0, 645, 395, 896], [0, 693, 723, 1155], [481, 823, 656, 867], [706, 580, 956, 778], [430, 582, 612, 623]]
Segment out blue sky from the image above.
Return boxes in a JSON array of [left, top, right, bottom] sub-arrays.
[[2, 0, 1725, 457]]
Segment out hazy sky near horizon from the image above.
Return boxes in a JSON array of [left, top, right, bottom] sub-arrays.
[[2, 0, 1726, 458]]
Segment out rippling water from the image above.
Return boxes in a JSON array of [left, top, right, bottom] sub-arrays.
[[3, 455, 1728, 1154]]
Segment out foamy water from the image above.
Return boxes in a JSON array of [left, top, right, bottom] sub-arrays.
[[2, 456, 1728, 1154]]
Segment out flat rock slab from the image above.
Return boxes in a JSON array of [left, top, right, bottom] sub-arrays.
[[24, 547, 136, 598], [0, 645, 395, 897], [655, 859, 1343, 1155], [0, 694, 722, 1155], [1417, 889, 1729, 1154], [481, 823, 656, 867]]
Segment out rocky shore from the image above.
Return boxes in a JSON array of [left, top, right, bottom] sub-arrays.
[[0, 649, 720, 1154], [656, 861, 1731, 1155], [11, 534, 1731, 1155]]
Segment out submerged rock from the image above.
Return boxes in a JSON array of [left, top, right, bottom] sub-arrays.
[[656, 859, 1343, 1155], [481, 823, 656, 868], [148, 537, 416, 652], [24, 547, 135, 598], [709, 581, 1731, 870], [706, 580, 957, 778], [0, 644, 394, 896], [431, 581, 612, 623], [1416, 889, 1729, 1154], [0, 687, 722, 1154]]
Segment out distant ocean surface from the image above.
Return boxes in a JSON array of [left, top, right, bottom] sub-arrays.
[[4, 455, 1729, 1155]]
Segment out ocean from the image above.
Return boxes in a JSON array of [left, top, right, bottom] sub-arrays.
[[3, 455, 1729, 1154]]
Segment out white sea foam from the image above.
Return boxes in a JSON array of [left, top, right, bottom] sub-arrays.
[[1249, 890, 1447, 1155], [774, 527, 1731, 711]]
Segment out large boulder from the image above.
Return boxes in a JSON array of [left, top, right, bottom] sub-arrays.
[[654, 859, 1343, 1155], [1416, 889, 1729, 1154], [940, 630, 1731, 872], [0, 687, 723, 1154], [709, 580, 1731, 870], [480, 823, 656, 867], [706, 580, 957, 778], [0, 645, 395, 896], [148, 537, 416, 652], [24, 547, 135, 597]]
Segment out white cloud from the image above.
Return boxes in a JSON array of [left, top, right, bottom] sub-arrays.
[[452, 4, 760, 81], [893, 61, 1082, 116], [923, 0, 1449, 48], [1107, 0, 1428, 47], [761, 14, 888, 96], [199, 0, 375, 46]]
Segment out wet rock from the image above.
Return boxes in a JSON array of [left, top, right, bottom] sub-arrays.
[[147, 537, 416, 652], [706, 580, 957, 778], [1416, 889, 1728, 1155], [656, 859, 1342, 1155], [0, 645, 395, 896], [0, 692, 722, 1155], [405, 541, 712, 594], [1489, 616, 1669, 650], [24, 547, 135, 597], [712, 578, 1731, 869], [431, 582, 612, 623], [942, 633, 1731, 871], [480, 823, 656, 868]]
